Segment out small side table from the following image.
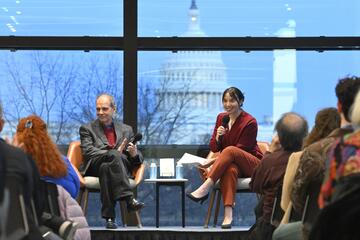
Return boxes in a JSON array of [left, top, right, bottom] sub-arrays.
[[144, 178, 188, 228]]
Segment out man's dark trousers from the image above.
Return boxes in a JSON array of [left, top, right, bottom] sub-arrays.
[[87, 150, 133, 218]]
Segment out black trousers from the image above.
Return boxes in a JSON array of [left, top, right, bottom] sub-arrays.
[[86, 150, 133, 219]]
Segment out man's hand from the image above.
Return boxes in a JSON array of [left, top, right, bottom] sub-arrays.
[[117, 138, 128, 153], [126, 142, 138, 158], [117, 138, 138, 158]]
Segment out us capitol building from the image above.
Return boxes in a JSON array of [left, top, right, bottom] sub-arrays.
[[155, 0, 298, 144], [157, 0, 228, 144]]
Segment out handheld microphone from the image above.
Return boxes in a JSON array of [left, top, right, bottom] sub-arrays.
[[221, 115, 230, 128], [128, 133, 142, 145], [218, 115, 230, 149]]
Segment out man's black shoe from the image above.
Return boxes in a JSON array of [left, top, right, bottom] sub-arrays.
[[105, 218, 117, 229], [127, 198, 144, 212]]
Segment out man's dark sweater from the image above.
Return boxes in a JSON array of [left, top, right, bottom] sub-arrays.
[[250, 149, 292, 222]]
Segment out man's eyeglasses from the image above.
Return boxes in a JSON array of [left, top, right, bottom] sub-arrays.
[[96, 107, 111, 112]]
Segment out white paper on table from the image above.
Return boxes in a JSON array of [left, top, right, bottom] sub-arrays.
[[177, 153, 206, 165], [159, 158, 175, 177]]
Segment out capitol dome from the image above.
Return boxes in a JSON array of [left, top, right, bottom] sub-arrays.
[[158, 0, 228, 143]]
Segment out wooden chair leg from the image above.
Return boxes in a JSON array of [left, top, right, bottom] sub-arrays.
[[213, 190, 222, 227], [82, 188, 89, 216], [119, 200, 128, 227], [204, 189, 217, 228]]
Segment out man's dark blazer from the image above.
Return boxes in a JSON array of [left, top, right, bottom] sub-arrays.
[[79, 119, 143, 175]]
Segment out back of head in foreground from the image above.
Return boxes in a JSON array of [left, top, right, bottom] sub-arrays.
[[16, 115, 67, 178], [275, 112, 308, 152], [335, 76, 360, 123]]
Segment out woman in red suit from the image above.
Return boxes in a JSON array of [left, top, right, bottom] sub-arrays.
[[187, 87, 263, 228]]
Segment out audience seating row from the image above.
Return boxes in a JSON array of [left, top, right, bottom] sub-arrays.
[[0, 174, 65, 240]]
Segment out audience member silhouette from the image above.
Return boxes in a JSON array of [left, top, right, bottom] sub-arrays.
[[273, 76, 360, 240], [247, 112, 308, 240], [0, 103, 79, 239], [273, 108, 340, 240], [15, 115, 90, 240], [310, 90, 360, 240]]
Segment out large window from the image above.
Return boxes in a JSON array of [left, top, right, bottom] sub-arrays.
[[0, 51, 123, 143], [1, 0, 123, 36], [139, 0, 360, 37], [139, 50, 360, 144]]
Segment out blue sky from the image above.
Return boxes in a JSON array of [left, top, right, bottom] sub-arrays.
[[2, 0, 359, 36]]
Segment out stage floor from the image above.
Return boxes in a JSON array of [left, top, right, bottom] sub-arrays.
[[90, 226, 251, 240]]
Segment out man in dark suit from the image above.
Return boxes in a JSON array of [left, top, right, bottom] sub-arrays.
[[79, 93, 144, 229]]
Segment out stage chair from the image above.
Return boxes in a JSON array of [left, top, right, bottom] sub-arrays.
[[67, 141, 144, 227], [204, 141, 270, 228]]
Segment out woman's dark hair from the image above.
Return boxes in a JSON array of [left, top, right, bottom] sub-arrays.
[[222, 87, 245, 107], [303, 107, 341, 148], [335, 76, 360, 122]]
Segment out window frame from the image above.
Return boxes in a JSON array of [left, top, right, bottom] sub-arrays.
[[0, 0, 359, 134]]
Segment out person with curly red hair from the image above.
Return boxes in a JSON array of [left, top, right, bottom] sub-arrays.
[[15, 115, 80, 198]]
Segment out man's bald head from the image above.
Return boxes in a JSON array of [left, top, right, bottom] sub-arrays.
[[96, 93, 116, 109], [275, 112, 308, 152]]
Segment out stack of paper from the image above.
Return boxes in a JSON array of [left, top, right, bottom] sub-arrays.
[[177, 153, 206, 165]]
